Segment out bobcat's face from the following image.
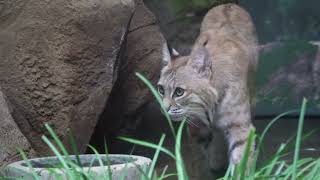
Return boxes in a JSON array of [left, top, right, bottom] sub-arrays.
[[158, 47, 218, 127]]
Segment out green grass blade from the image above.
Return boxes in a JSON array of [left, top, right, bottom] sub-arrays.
[[275, 129, 317, 160], [259, 110, 299, 147], [175, 120, 188, 180], [132, 162, 150, 180], [297, 159, 318, 178], [250, 110, 299, 178], [263, 143, 287, 176], [86, 154, 99, 174], [238, 129, 256, 180], [41, 135, 75, 179], [118, 137, 175, 159], [135, 72, 176, 138], [255, 161, 285, 177], [148, 134, 166, 178], [291, 98, 307, 180], [159, 173, 178, 180], [65, 161, 91, 179], [258, 129, 316, 177], [273, 161, 286, 179], [283, 158, 313, 180], [44, 124, 69, 157], [221, 163, 234, 180], [17, 149, 40, 180], [104, 139, 113, 180], [120, 163, 129, 180], [307, 159, 320, 180], [87, 145, 109, 179], [135, 73, 162, 112], [66, 129, 90, 180], [159, 165, 169, 180], [67, 130, 82, 167]]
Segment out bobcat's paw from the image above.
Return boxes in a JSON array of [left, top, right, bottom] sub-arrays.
[[230, 147, 244, 165]]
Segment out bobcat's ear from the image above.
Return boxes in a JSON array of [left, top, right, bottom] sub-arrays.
[[189, 47, 211, 75], [162, 43, 180, 66], [170, 48, 180, 57]]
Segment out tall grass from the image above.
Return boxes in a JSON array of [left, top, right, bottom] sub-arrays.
[[1, 74, 319, 180]]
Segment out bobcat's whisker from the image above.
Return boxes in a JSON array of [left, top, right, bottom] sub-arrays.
[[185, 118, 199, 128]]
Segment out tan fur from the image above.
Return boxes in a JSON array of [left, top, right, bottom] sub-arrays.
[[158, 3, 258, 178]]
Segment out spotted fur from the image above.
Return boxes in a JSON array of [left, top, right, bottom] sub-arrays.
[[158, 3, 258, 176]]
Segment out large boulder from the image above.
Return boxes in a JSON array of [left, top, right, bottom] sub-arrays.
[[0, 88, 35, 166], [89, 0, 167, 152], [0, 0, 135, 155], [118, 0, 166, 124]]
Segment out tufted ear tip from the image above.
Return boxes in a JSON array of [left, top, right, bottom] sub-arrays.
[[170, 48, 180, 58], [162, 42, 181, 66]]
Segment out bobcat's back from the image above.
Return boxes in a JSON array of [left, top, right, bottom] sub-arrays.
[[194, 3, 258, 108]]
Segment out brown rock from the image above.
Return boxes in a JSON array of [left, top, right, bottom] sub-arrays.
[[0, 87, 35, 166], [90, 0, 166, 152], [113, 0, 164, 118], [0, 0, 135, 155]]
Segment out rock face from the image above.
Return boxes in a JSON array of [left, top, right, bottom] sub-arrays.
[[89, 0, 167, 153], [145, 0, 203, 55], [0, 88, 35, 166], [118, 0, 166, 124], [0, 0, 135, 155]]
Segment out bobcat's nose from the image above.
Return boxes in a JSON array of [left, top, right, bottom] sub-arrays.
[[162, 98, 171, 112]]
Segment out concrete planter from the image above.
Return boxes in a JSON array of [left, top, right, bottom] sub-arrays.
[[5, 154, 151, 180]]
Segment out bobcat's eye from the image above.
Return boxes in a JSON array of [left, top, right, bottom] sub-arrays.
[[158, 85, 164, 96], [174, 87, 185, 97]]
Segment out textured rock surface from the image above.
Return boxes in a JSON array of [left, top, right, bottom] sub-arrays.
[[145, 0, 202, 55], [120, 0, 165, 119], [0, 87, 35, 166], [90, 0, 166, 152], [0, 0, 134, 154]]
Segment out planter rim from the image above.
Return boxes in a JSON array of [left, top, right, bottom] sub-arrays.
[[7, 154, 151, 173]]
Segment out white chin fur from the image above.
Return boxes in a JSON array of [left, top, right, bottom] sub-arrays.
[[170, 116, 184, 122], [167, 108, 185, 121], [168, 112, 185, 122]]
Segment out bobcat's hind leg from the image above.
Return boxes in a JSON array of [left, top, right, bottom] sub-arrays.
[[203, 127, 228, 172], [198, 127, 228, 179]]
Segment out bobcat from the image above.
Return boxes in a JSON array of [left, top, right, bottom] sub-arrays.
[[158, 3, 258, 178]]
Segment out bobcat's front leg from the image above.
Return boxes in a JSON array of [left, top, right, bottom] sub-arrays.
[[217, 88, 255, 165], [224, 119, 254, 164]]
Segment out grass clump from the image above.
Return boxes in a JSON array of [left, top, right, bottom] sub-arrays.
[[0, 73, 319, 180]]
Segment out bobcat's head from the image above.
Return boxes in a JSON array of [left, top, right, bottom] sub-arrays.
[[158, 44, 218, 127]]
